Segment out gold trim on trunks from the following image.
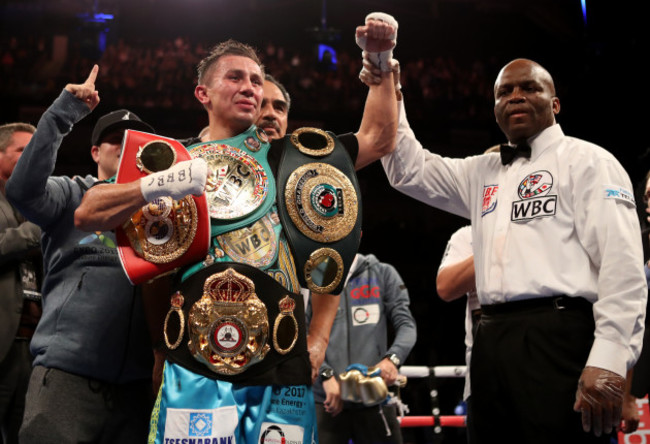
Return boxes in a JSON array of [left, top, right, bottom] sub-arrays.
[[272, 295, 298, 355], [304, 247, 345, 294], [284, 163, 358, 243], [188, 268, 270, 375], [124, 196, 198, 264], [290, 128, 335, 157], [164, 291, 185, 350]]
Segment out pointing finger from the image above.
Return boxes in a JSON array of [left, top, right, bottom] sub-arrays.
[[85, 64, 99, 86]]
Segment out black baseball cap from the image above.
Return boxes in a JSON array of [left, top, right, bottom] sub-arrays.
[[91, 109, 154, 146]]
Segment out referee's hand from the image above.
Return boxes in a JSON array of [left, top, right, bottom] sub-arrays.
[[573, 366, 625, 437]]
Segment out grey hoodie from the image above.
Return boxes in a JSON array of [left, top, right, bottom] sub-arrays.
[[6, 90, 152, 383], [306, 253, 417, 404]]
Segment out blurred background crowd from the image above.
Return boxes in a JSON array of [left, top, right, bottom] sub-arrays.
[[1, 0, 648, 442]]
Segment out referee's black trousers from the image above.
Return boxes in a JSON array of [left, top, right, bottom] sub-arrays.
[[468, 299, 613, 444]]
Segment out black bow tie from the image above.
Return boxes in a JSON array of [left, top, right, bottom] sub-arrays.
[[500, 143, 531, 165]]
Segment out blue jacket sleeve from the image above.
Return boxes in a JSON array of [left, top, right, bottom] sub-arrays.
[[6, 90, 91, 228]]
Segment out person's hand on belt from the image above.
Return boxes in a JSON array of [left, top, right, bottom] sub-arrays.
[[573, 366, 625, 436]]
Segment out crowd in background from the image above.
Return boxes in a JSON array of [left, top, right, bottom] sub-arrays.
[[1, 34, 498, 136]]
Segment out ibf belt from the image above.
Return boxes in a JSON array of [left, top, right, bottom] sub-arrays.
[[115, 130, 210, 285], [164, 262, 309, 386], [276, 128, 362, 295]]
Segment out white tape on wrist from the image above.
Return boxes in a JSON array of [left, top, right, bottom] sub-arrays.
[[355, 12, 398, 73], [140, 158, 207, 203], [367, 52, 393, 73]]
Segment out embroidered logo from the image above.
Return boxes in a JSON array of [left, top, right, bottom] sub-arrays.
[[352, 304, 380, 326], [604, 185, 635, 205], [511, 170, 557, 222], [481, 185, 498, 217], [518, 170, 553, 199]]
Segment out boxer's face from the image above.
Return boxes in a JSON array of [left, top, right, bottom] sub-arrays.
[[197, 55, 264, 133]]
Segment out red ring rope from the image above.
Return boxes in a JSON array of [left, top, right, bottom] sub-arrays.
[[398, 416, 466, 428]]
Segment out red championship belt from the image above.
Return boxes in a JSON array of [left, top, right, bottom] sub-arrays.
[[115, 130, 210, 284]]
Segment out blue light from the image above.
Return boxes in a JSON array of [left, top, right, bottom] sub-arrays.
[[454, 400, 467, 416], [318, 44, 337, 65], [77, 12, 114, 24], [581, 0, 587, 24]]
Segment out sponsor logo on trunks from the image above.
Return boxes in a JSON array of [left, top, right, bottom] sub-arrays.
[[189, 412, 213, 437], [511, 170, 557, 221], [164, 406, 237, 443], [259, 422, 304, 444], [164, 438, 232, 443], [481, 185, 498, 217], [604, 185, 635, 205]]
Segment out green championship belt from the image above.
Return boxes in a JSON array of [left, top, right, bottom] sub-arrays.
[[276, 128, 362, 295]]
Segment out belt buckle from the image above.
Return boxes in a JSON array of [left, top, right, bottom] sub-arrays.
[[553, 297, 566, 310]]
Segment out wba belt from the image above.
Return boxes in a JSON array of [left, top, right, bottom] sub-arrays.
[[164, 262, 310, 386]]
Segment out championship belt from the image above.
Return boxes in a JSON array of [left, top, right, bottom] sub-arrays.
[[164, 262, 310, 386], [187, 126, 275, 238], [276, 128, 362, 295], [115, 130, 210, 284]]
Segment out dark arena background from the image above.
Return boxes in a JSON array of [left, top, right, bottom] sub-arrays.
[[1, 0, 647, 442]]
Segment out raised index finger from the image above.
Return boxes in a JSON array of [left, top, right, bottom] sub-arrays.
[[84, 64, 99, 86]]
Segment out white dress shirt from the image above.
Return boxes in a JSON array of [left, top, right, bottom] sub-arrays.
[[383, 100, 647, 377], [438, 224, 478, 400]]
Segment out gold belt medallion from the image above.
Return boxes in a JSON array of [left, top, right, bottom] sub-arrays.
[[216, 214, 278, 267], [188, 268, 270, 375], [124, 196, 198, 263], [191, 144, 268, 220], [284, 163, 358, 243]]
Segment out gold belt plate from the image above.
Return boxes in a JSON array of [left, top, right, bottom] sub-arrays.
[[188, 268, 270, 375], [284, 162, 358, 243], [191, 144, 268, 220], [124, 196, 198, 264], [216, 214, 278, 268]]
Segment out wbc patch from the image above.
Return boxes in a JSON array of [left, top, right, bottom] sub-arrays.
[[481, 184, 498, 217], [604, 185, 635, 205], [164, 405, 237, 442], [511, 170, 557, 222]]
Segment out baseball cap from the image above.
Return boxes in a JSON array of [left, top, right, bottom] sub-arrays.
[[91, 109, 155, 146]]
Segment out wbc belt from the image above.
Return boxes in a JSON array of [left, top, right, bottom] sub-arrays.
[[164, 262, 310, 386], [115, 130, 211, 285]]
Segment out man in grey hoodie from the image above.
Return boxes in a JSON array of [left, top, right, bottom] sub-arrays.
[[307, 253, 417, 444], [6, 66, 158, 444]]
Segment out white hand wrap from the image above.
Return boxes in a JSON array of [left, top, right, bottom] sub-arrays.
[[140, 158, 208, 203], [356, 12, 398, 72]]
